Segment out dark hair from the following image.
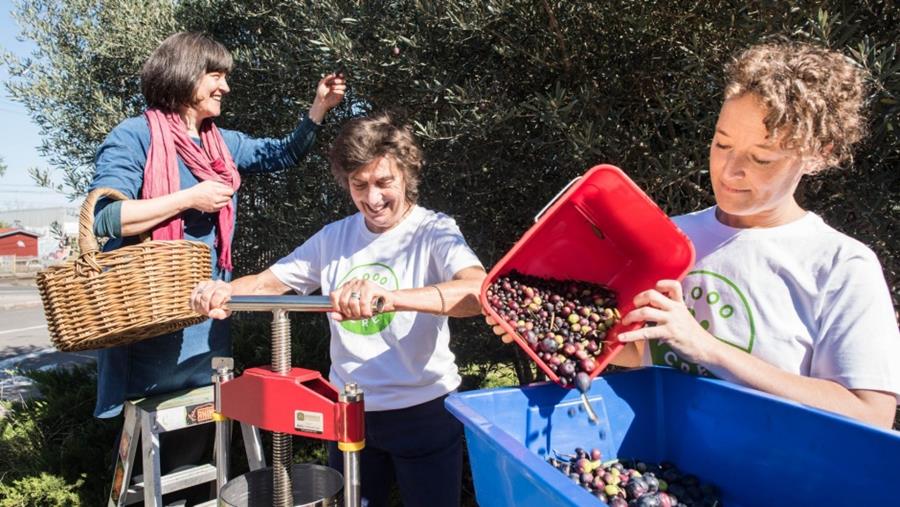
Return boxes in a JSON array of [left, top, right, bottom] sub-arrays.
[[328, 112, 424, 203], [140, 32, 233, 112]]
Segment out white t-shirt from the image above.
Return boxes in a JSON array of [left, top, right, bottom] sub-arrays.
[[270, 205, 483, 411], [645, 206, 900, 402]]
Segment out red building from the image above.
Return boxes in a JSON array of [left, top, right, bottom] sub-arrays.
[[0, 228, 40, 257]]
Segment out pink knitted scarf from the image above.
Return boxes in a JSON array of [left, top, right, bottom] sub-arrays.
[[142, 108, 241, 271]]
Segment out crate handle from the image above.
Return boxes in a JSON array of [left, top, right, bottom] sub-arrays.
[[534, 176, 581, 223]]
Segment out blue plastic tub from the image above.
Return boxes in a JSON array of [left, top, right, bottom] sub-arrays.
[[446, 367, 900, 506]]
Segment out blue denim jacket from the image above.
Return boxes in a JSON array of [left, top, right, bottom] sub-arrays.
[[89, 113, 319, 417]]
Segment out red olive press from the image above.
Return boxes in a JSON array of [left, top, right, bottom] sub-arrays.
[[212, 295, 375, 507]]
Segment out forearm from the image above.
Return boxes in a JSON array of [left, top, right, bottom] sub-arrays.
[[231, 270, 292, 296], [704, 340, 894, 427], [236, 115, 319, 173], [119, 191, 193, 236], [392, 278, 483, 317], [192, 270, 292, 319], [308, 103, 327, 125]]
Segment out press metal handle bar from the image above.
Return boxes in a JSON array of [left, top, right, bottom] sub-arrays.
[[225, 295, 385, 313]]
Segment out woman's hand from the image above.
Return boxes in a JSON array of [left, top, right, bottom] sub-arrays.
[[309, 74, 347, 124], [330, 278, 393, 322], [616, 280, 719, 364], [183, 180, 234, 213], [190, 280, 233, 320], [484, 313, 515, 344]]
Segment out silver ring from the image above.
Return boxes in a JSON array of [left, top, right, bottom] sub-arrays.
[[349, 291, 361, 300]]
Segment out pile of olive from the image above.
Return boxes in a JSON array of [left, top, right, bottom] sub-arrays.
[[486, 271, 619, 387], [547, 449, 723, 506]]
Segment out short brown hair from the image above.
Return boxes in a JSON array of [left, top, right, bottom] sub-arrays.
[[724, 42, 868, 172], [329, 113, 424, 203], [140, 32, 233, 112]]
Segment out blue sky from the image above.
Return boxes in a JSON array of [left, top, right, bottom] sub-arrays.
[[0, 0, 75, 211]]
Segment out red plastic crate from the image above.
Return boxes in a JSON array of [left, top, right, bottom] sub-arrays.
[[481, 164, 695, 384]]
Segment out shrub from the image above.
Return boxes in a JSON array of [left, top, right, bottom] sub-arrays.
[[0, 473, 82, 507], [0, 366, 118, 505]]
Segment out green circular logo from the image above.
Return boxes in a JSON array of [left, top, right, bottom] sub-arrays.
[[336, 263, 399, 335]]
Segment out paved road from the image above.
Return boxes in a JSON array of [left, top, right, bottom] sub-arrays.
[[0, 279, 96, 413], [0, 305, 51, 356]]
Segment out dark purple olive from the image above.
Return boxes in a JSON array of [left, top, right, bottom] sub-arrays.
[[634, 493, 661, 507], [575, 372, 591, 393], [656, 492, 674, 507], [540, 338, 558, 353], [625, 477, 648, 500], [644, 474, 659, 493], [580, 358, 597, 373]]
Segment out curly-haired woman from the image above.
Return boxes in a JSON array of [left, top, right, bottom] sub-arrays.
[[612, 42, 900, 428], [488, 42, 900, 428]]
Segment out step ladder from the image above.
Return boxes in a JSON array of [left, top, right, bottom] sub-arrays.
[[107, 384, 265, 507]]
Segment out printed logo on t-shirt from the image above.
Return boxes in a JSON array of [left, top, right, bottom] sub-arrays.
[[336, 262, 399, 335], [649, 270, 757, 376]]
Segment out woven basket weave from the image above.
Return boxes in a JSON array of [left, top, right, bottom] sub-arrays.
[[36, 188, 212, 352]]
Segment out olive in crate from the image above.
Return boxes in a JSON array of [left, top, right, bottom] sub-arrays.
[[546, 450, 723, 507]]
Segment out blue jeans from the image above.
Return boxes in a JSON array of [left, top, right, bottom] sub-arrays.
[[328, 394, 463, 507]]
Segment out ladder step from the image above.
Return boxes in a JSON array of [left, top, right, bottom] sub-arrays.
[[124, 463, 216, 504]]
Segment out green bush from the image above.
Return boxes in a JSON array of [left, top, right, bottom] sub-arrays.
[[0, 473, 82, 507], [0, 367, 118, 505]]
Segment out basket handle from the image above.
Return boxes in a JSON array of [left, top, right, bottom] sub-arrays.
[[78, 187, 131, 256], [534, 176, 581, 223]]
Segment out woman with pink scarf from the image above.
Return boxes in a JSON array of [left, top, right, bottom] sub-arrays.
[[87, 32, 343, 430]]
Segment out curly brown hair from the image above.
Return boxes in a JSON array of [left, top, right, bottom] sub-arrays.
[[328, 112, 424, 203], [723, 42, 868, 172]]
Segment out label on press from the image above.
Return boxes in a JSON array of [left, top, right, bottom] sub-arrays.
[[294, 410, 324, 434]]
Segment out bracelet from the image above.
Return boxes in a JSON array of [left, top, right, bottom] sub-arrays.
[[431, 285, 446, 315]]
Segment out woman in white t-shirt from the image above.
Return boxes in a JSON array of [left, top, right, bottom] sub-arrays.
[[614, 42, 900, 428], [488, 42, 900, 429], [192, 113, 486, 506]]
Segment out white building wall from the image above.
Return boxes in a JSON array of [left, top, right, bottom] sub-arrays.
[[0, 205, 82, 258]]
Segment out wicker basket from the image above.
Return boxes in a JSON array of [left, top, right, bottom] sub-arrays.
[[36, 187, 213, 352]]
